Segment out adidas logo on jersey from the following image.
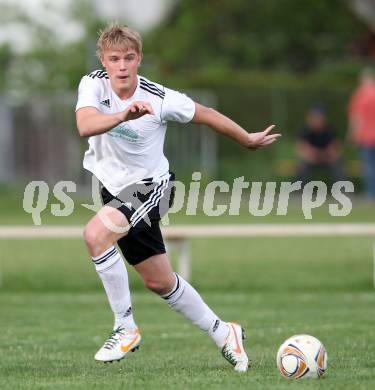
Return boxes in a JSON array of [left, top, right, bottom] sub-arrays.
[[100, 99, 111, 108]]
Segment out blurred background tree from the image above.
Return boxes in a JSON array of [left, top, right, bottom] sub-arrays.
[[147, 0, 365, 75], [140, 0, 375, 94], [0, 0, 374, 93]]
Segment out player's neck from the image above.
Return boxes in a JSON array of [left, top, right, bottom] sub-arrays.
[[112, 79, 138, 101]]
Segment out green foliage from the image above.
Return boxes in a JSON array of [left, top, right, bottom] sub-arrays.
[[0, 0, 100, 93], [8, 41, 88, 92], [145, 0, 365, 75], [0, 0, 369, 94], [0, 44, 12, 89], [140, 0, 368, 184]]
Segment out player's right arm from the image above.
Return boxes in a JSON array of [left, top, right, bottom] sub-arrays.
[[76, 102, 154, 137], [76, 107, 124, 137], [75, 75, 153, 137]]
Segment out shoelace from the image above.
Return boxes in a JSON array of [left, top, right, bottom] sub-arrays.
[[222, 346, 237, 366], [104, 327, 126, 350]]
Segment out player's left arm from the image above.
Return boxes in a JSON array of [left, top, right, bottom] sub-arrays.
[[191, 102, 281, 150]]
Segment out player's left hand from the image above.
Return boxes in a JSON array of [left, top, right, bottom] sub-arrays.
[[123, 101, 154, 121], [247, 125, 281, 150]]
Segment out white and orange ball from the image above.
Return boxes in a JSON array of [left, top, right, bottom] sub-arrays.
[[276, 334, 327, 379]]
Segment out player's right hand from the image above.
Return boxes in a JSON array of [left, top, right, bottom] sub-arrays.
[[247, 125, 281, 150], [123, 101, 154, 121]]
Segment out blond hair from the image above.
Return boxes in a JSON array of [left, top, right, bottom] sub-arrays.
[[96, 23, 142, 59]]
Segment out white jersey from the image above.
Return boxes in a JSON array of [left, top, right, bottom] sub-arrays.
[[75, 70, 195, 195]]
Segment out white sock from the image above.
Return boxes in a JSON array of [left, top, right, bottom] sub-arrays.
[[162, 273, 229, 347], [92, 246, 137, 331]]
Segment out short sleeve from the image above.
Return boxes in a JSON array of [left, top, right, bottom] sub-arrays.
[[75, 76, 101, 112], [161, 87, 196, 123]]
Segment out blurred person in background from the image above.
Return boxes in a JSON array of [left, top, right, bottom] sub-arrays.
[[295, 104, 345, 185], [348, 68, 375, 200]]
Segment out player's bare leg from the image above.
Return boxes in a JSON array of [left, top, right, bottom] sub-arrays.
[[134, 254, 249, 371], [84, 205, 129, 257], [83, 206, 141, 362]]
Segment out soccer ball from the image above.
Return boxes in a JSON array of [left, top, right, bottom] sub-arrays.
[[276, 334, 327, 379]]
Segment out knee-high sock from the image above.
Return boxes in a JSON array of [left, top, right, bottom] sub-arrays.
[[92, 246, 137, 331], [162, 273, 229, 347]]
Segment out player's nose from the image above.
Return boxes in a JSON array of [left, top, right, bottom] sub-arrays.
[[119, 59, 127, 70]]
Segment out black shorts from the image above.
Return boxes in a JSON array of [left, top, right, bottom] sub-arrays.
[[100, 172, 175, 265]]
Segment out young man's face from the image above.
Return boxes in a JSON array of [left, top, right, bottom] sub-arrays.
[[101, 47, 142, 97]]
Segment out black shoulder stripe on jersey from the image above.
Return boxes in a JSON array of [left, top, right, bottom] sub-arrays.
[[87, 71, 99, 78], [140, 85, 165, 99], [92, 70, 106, 78], [88, 72, 106, 79], [140, 78, 165, 96], [140, 80, 165, 96], [95, 71, 108, 79], [87, 70, 109, 79]]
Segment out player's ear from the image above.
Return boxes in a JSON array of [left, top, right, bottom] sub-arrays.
[[137, 52, 143, 67], [99, 52, 107, 68]]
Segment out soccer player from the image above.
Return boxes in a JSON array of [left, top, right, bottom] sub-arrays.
[[75, 23, 280, 373]]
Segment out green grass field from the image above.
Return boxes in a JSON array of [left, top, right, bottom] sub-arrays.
[[1, 235, 374, 389]]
